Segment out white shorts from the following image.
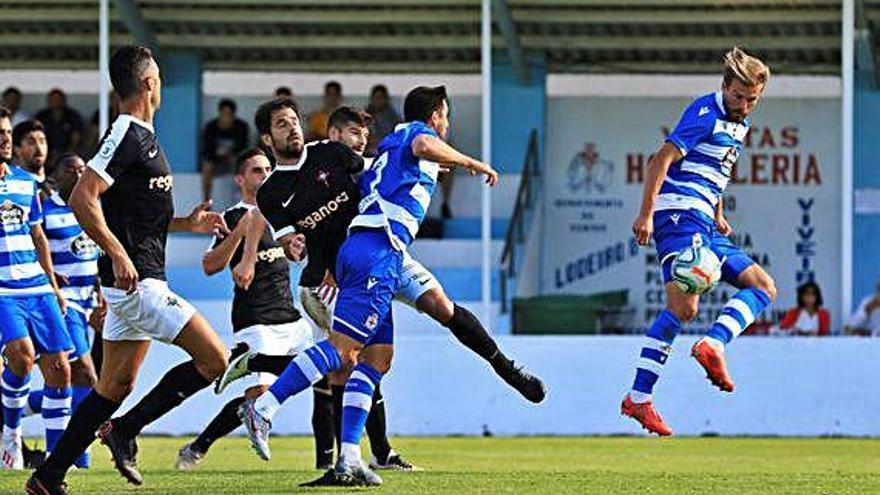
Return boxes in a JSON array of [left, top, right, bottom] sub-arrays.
[[396, 250, 440, 307], [102, 278, 197, 343], [234, 319, 314, 386]]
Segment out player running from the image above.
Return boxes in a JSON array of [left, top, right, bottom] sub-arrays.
[[238, 86, 501, 486], [0, 107, 73, 470], [621, 47, 777, 436], [174, 147, 328, 471], [27, 45, 228, 495]]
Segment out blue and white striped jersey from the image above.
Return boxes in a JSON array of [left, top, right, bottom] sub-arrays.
[[351, 121, 440, 247], [0, 164, 50, 295], [43, 192, 99, 314], [656, 92, 750, 220]]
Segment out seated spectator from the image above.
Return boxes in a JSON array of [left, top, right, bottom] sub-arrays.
[[3, 87, 30, 127], [201, 98, 249, 203], [845, 281, 880, 336], [274, 86, 293, 100], [306, 81, 342, 141], [35, 88, 84, 162], [773, 281, 830, 336], [365, 84, 401, 156]]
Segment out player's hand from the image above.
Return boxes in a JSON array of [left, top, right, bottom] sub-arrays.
[[187, 200, 230, 235], [53, 288, 68, 316], [632, 213, 653, 246], [111, 253, 139, 293], [89, 293, 107, 332], [479, 163, 499, 187], [53, 272, 70, 287], [280, 233, 306, 262], [715, 214, 733, 236], [232, 258, 256, 291]]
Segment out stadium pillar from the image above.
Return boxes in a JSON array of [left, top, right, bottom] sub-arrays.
[[154, 51, 202, 173], [491, 54, 546, 174], [852, 69, 880, 310]]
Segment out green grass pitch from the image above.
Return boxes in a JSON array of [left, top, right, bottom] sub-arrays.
[[3, 436, 879, 494]]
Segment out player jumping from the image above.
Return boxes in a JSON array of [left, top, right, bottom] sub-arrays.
[[621, 47, 777, 436]]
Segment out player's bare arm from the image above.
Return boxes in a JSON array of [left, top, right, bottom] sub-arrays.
[[231, 209, 265, 290], [715, 196, 732, 235], [70, 168, 138, 291], [632, 142, 683, 246], [169, 199, 229, 234], [411, 134, 499, 186], [203, 209, 252, 276], [30, 222, 67, 315]]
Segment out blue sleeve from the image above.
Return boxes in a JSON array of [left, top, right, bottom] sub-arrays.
[[403, 122, 438, 149], [29, 187, 43, 226], [665, 100, 713, 156]]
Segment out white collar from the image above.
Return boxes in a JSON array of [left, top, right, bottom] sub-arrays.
[[119, 113, 155, 133], [714, 91, 726, 116], [232, 200, 256, 211], [275, 144, 309, 171]]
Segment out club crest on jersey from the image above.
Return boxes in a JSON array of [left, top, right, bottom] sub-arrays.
[[166, 296, 181, 308], [364, 313, 379, 330], [0, 200, 25, 229], [316, 169, 331, 188], [70, 233, 99, 259]]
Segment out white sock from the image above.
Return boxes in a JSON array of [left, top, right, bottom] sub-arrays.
[[254, 391, 282, 420], [702, 336, 726, 350], [340, 442, 361, 463], [629, 390, 651, 404]]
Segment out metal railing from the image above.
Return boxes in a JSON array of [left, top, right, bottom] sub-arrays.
[[499, 129, 540, 313]]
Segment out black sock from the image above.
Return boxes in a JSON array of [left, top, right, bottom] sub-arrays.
[[311, 377, 335, 467], [36, 391, 120, 484], [192, 396, 246, 454], [113, 360, 211, 440], [91, 333, 104, 379], [443, 304, 504, 363], [365, 384, 392, 463], [331, 385, 344, 451], [247, 354, 295, 376]]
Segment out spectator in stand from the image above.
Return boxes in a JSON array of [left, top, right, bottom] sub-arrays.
[[3, 87, 30, 127], [773, 282, 830, 336], [305, 81, 342, 141], [845, 281, 880, 336], [365, 84, 401, 157], [201, 98, 250, 203], [274, 86, 294, 100], [83, 91, 121, 158], [35, 88, 84, 162]]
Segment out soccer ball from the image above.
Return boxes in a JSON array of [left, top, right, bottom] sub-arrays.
[[671, 246, 722, 295]]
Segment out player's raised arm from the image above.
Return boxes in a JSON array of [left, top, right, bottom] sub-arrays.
[[411, 133, 498, 186], [70, 168, 138, 291], [632, 143, 683, 246], [203, 209, 250, 276]]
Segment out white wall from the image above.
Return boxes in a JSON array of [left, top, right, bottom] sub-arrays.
[[22, 334, 880, 438]]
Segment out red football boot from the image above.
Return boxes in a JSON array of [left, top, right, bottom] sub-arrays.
[[691, 338, 735, 392], [621, 395, 673, 436]]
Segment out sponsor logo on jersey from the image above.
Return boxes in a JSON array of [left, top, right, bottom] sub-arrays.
[[166, 295, 181, 308], [0, 200, 26, 229], [367, 276, 378, 290], [70, 232, 100, 259], [296, 191, 351, 231], [149, 175, 174, 192], [256, 246, 285, 264], [147, 148, 159, 159], [698, 106, 710, 117]]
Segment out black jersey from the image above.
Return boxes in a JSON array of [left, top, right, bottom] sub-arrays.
[[256, 141, 364, 287], [87, 115, 174, 286], [212, 202, 300, 332]]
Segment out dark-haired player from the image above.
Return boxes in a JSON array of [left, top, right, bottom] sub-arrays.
[[28, 45, 228, 494]]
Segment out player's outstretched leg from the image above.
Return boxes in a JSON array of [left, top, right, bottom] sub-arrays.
[[333, 361, 385, 486], [239, 339, 343, 460], [2, 362, 31, 470], [693, 280, 774, 392], [621, 309, 681, 436]]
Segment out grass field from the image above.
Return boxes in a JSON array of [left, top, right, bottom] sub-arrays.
[[2, 436, 879, 494]]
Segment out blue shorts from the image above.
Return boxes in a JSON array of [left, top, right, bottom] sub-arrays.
[[0, 293, 73, 356], [653, 209, 755, 285], [331, 229, 403, 346], [65, 309, 92, 360]]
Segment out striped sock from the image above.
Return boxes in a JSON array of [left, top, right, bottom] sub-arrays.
[[42, 386, 72, 454], [72, 386, 93, 468], [706, 288, 772, 346], [630, 310, 681, 404], [256, 340, 342, 419], [1, 368, 30, 440], [25, 389, 43, 416], [340, 363, 383, 462]]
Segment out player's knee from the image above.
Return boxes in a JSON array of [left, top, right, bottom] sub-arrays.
[[99, 374, 137, 402], [71, 360, 98, 388], [5, 344, 35, 376], [197, 352, 228, 381], [43, 353, 72, 386], [418, 289, 453, 323], [758, 276, 778, 303]]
